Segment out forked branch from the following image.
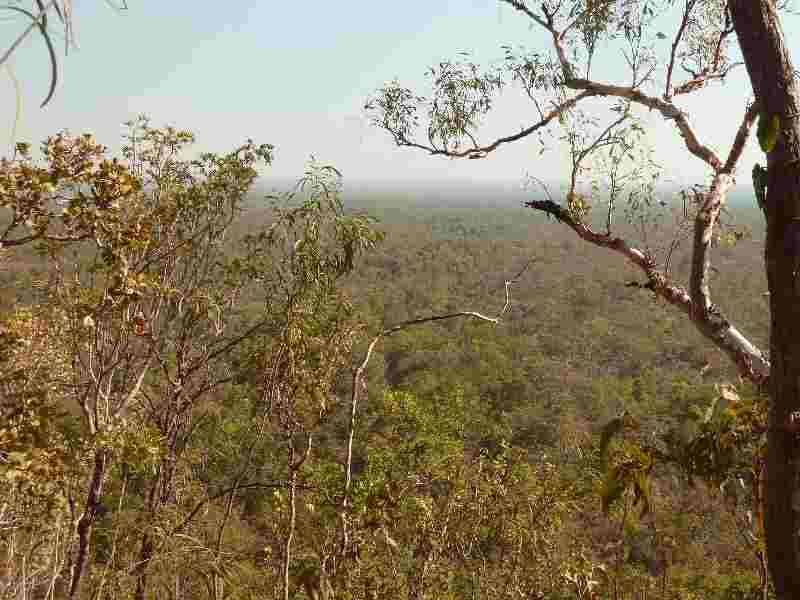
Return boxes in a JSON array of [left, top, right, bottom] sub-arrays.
[[501, 0, 726, 171]]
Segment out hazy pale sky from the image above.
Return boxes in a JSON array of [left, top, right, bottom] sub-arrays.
[[2, 1, 799, 190]]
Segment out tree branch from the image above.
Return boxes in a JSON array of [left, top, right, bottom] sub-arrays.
[[382, 5, 721, 177], [339, 265, 531, 552], [499, 0, 550, 29], [569, 111, 630, 195], [665, 0, 698, 99], [171, 481, 298, 536], [524, 197, 769, 384], [672, 62, 743, 97], [564, 79, 723, 171], [499, 1, 723, 172], [723, 100, 759, 174], [396, 90, 596, 159]]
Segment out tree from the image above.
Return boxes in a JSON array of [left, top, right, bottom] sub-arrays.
[[0, 117, 275, 598], [366, 0, 800, 596]]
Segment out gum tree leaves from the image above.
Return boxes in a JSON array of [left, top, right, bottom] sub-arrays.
[[757, 112, 780, 153]]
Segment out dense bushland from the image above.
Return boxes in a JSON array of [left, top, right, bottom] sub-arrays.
[[0, 122, 773, 599]]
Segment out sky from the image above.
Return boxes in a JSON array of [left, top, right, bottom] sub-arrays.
[[1, 1, 799, 192]]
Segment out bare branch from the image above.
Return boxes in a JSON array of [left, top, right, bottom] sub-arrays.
[[170, 481, 306, 538], [722, 100, 759, 174], [689, 173, 769, 384], [690, 174, 731, 318], [499, 0, 549, 29], [568, 110, 629, 196], [340, 268, 530, 552], [0, 231, 93, 248], [112, 354, 153, 419], [499, 1, 575, 80], [673, 62, 743, 96], [668, 0, 738, 98]]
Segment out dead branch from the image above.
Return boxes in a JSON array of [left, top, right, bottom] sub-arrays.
[[339, 263, 532, 553]]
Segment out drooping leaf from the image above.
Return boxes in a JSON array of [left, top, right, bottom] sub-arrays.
[[757, 112, 780, 153], [0, 4, 58, 107]]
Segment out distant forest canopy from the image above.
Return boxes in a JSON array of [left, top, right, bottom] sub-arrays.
[[247, 178, 765, 242], [255, 178, 762, 209]]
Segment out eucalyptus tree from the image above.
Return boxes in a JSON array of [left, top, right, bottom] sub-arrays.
[[0, 117, 275, 598], [233, 162, 383, 600], [366, 0, 800, 596]]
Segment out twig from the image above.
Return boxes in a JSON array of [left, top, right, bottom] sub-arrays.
[[171, 481, 298, 536]]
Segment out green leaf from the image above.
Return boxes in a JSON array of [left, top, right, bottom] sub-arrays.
[[752, 163, 768, 211], [757, 113, 780, 153]]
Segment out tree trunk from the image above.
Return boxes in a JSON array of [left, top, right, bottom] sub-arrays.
[[729, 1, 800, 597], [69, 450, 109, 598], [134, 533, 154, 600], [134, 444, 180, 600]]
